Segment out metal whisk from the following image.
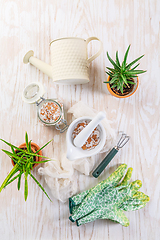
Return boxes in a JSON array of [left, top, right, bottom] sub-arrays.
[[92, 133, 130, 178]]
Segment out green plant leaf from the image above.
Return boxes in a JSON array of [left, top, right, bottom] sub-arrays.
[[29, 173, 52, 202], [123, 45, 130, 67], [116, 51, 121, 67], [121, 74, 128, 85], [18, 171, 22, 190], [31, 160, 51, 164], [0, 139, 28, 153], [2, 150, 25, 165], [111, 84, 117, 89], [106, 67, 117, 73], [28, 140, 32, 153], [126, 55, 145, 70], [120, 84, 123, 94], [4, 173, 21, 188], [24, 175, 28, 201], [126, 70, 146, 75], [131, 63, 140, 70], [0, 165, 19, 192], [35, 139, 53, 154], [11, 146, 15, 154], [127, 81, 136, 85], [25, 132, 30, 152], [110, 76, 118, 84], [107, 52, 120, 70], [105, 71, 114, 77]]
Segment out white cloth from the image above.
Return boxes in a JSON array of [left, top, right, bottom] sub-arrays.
[[38, 101, 117, 202]]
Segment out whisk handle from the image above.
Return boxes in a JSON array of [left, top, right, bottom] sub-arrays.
[[92, 148, 118, 178]]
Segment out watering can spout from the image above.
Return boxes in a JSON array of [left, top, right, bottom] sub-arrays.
[[23, 50, 52, 79]]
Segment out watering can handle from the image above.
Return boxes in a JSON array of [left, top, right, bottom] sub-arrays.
[[86, 37, 103, 64]]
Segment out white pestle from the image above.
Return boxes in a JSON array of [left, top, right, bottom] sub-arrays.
[[73, 111, 106, 148]]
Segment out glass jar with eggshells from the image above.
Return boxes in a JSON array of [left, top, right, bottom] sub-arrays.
[[22, 82, 68, 132]]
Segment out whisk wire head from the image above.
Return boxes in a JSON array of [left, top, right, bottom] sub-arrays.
[[117, 133, 130, 149]]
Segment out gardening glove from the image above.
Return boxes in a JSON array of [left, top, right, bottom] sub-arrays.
[[69, 164, 150, 227], [69, 164, 128, 216]]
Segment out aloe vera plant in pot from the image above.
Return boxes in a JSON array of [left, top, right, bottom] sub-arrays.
[[0, 132, 52, 201], [104, 45, 146, 98]]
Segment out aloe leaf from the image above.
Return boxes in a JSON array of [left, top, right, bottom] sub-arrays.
[[29, 173, 52, 202], [131, 63, 140, 70], [105, 71, 114, 77], [127, 81, 135, 85], [111, 84, 117, 89], [126, 70, 146, 75], [35, 139, 53, 154], [120, 83, 124, 94], [121, 74, 128, 85], [110, 76, 118, 84], [106, 67, 117, 73], [117, 85, 120, 90], [116, 51, 120, 67], [123, 45, 130, 67], [126, 55, 145, 69], [107, 52, 120, 70]]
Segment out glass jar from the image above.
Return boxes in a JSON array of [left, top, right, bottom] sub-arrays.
[[22, 82, 68, 133]]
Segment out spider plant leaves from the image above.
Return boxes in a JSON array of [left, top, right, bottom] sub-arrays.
[[24, 174, 28, 201], [29, 173, 52, 202], [28, 140, 32, 153], [0, 133, 53, 201], [18, 171, 22, 190], [25, 132, 29, 152], [35, 139, 53, 154], [31, 159, 51, 164], [0, 165, 19, 192], [4, 173, 21, 188]]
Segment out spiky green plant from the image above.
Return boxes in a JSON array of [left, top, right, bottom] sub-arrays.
[[104, 45, 146, 94], [0, 132, 53, 201]]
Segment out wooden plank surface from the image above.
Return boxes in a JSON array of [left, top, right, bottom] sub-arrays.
[[0, 0, 160, 239]]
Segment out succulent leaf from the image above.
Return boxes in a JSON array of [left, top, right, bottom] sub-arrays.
[[105, 45, 145, 94]]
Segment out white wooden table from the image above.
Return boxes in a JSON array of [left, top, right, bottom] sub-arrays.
[[0, 0, 160, 239]]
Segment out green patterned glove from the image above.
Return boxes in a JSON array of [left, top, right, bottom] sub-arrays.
[[69, 164, 150, 227]]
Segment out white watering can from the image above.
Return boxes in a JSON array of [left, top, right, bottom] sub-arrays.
[[23, 37, 103, 85], [66, 112, 106, 161]]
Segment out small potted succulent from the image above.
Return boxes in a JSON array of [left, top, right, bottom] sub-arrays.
[[104, 45, 146, 98], [0, 132, 52, 201]]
